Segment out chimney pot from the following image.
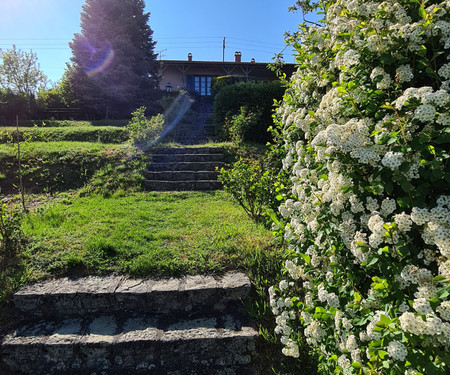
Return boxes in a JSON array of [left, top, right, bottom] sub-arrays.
[[251, 58, 255, 63], [188, 53, 192, 62], [234, 51, 242, 63]]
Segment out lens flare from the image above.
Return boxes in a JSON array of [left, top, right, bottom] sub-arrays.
[[139, 93, 194, 152], [82, 40, 115, 77]]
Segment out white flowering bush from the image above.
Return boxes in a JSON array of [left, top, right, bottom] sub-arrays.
[[270, 1, 450, 374]]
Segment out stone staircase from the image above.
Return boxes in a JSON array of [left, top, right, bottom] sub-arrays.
[[143, 147, 224, 192], [0, 272, 259, 375]]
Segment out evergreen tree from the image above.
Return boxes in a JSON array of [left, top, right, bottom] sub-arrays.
[[68, 0, 160, 119]]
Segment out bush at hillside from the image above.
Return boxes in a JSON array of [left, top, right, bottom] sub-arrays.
[[213, 80, 285, 143], [269, 1, 450, 374]]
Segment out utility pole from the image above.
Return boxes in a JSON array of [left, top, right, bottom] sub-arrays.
[[223, 37, 226, 62]]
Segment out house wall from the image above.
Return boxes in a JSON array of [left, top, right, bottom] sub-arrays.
[[159, 61, 291, 93]]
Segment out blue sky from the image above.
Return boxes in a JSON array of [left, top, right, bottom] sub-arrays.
[[0, 0, 303, 84]]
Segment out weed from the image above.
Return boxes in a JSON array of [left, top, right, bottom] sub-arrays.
[[0, 202, 26, 302]]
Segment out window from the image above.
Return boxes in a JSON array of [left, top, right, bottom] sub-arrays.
[[193, 76, 212, 96]]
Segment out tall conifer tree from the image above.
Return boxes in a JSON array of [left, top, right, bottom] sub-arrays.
[[68, 0, 159, 118]]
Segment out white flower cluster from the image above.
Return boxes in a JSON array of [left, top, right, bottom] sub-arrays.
[[387, 340, 408, 361], [396, 65, 414, 83], [395, 86, 450, 113], [370, 67, 393, 89], [318, 283, 340, 308], [381, 151, 403, 170], [437, 301, 450, 321], [411, 196, 450, 259]]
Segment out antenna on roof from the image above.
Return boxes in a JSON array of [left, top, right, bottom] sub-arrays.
[[223, 37, 225, 62], [158, 48, 167, 60]]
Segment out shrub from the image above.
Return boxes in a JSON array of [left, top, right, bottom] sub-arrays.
[[269, 1, 450, 374], [211, 75, 254, 97], [219, 155, 288, 226], [127, 106, 164, 145], [213, 80, 285, 143], [227, 107, 260, 145]]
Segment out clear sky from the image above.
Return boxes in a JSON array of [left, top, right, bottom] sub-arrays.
[[0, 0, 304, 85]]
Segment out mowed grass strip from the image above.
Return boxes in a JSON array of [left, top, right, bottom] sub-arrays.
[[22, 191, 274, 279], [0, 141, 126, 158], [0, 126, 129, 144]]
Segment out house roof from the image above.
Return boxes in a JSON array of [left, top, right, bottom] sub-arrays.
[[159, 59, 297, 77], [160, 59, 294, 67]]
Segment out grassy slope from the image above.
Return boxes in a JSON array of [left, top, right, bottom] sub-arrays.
[[22, 191, 275, 280], [0, 141, 125, 157]]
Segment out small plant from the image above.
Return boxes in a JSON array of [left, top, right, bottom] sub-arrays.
[[219, 158, 272, 224], [227, 107, 260, 145], [0, 202, 26, 301], [0, 203, 24, 266], [126, 106, 164, 145]]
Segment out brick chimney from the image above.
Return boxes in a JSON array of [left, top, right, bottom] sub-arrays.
[[234, 51, 242, 63], [188, 53, 192, 62]]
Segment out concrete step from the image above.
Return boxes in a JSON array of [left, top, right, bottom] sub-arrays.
[[150, 147, 224, 155], [144, 147, 225, 191], [13, 273, 250, 319], [151, 153, 224, 163], [1, 272, 258, 374], [143, 170, 219, 181], [143, 180, 223, 191], [1, 313, 258, 374], [147, 161, 224, 172]]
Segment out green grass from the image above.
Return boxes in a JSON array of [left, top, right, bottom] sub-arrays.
[[8, 119, 129, 128], [0, 126, 130, 144], [22, 191, 276, 280], [0, 142, 138, 194], [0, 141, 126, 158]]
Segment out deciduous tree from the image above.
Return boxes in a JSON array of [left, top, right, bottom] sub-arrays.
[[0, 45, 47, 108]]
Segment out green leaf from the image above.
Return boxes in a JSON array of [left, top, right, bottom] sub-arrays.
[[299, 253, 311, 264], [378, 350, 388, 359], [367, 257, 379, 266], [419, 5, 426, 19], [400, 179, 414, 193], [379, 314, 391, 325], [387, 136, 398, 145]]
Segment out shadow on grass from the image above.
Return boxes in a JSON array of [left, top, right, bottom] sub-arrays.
[[243, 246, 319, 375]]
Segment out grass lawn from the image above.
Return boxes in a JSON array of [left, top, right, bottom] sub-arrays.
[[0, 141, 127, 158], [22, 190, 277, 281]]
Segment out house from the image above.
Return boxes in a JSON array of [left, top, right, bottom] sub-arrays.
[[159, 52, 296, 96]]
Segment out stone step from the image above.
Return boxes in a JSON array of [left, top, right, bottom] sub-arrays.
[[150, 147, 224, 155], [147, 161, 224, 172], [151, 153, 224, 163], [1, 313, 258, 374], [144, 147, 225, 191], [143, 180, 223, 191], [13, 273, 249, 319], [143, 170, 219, 181]]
